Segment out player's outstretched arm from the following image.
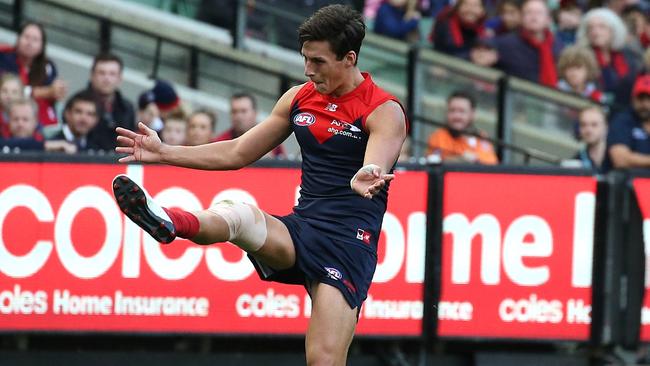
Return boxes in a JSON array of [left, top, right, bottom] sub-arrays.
[[351, 100, 407, 199], [115, 85, 301, 170]]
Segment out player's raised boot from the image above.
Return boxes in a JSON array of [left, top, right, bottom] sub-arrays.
[[112, 174, 176, 244]]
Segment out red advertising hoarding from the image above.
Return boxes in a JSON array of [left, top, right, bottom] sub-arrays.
[[633, 178, 650, 342], [0, 163, 427, 336], [437, 172, 597, 341]]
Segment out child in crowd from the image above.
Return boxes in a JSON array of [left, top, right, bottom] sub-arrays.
[[161, 110, 187, 146], [0, 74, 23, 138], [556, 45, 606, 103], [485, 0, 521, 36]]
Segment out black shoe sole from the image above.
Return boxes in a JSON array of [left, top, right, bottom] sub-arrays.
[[112, 175, 176, 244]]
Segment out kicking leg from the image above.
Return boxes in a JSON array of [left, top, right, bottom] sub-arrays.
[[305, 282, 358, 366], [112, 175, 296, 270]]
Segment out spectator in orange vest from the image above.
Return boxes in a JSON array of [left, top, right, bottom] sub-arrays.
[[427, 91, 498, 164]]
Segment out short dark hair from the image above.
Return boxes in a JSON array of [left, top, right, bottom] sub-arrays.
[[91, 53, 124, 72], [447, 91, 476, 109], [231, 92, 257, 111], [64, 90, 97, 112], [298, 4, 365, 65], [190, 109, 218, 131]]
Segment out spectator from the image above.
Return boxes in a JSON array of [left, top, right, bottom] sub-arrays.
[[137, 79, 181, 132], [556, 45, 606, 103], [576, 7, 639, 108], [432, 0, 487, 59], [575, 106, 608, 172], [622, 3, 650, 49], [473, 0, 563, 87], [607, 74, 650, 169], [84, 53, 135, 151], [555, 0, 584, 44], [161, 110, 187, 146], [427, 91, 498, 164], [485, 0, 522, 36], [0, 74, 23, 138], [185, 109, 217, 146], [0, 22, 67, 126], [374, 0, 421, 41], [3, 97, 75, 153], [214, 92, 286, 158], [48, 91, 101, 152]]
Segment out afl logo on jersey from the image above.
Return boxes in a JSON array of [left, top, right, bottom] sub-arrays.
[[293, 112, 316, 126]]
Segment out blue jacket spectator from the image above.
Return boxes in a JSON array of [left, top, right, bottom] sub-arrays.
[[606, 75, 650, 170], [374, 0, 420, 41]]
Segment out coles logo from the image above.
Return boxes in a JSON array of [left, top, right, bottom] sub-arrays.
[[293, 112, 316, 127]]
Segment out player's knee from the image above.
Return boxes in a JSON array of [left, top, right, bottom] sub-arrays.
[[306, 338, 345, 366], [207, 200, 267, 252], [306, 346, 339, 366]]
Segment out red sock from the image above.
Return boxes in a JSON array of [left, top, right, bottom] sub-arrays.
[[163, 208, 200, 239]]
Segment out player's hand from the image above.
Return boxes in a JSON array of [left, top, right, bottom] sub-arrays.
[[350, 164, 395, 199], [115, 122, 163, 163]]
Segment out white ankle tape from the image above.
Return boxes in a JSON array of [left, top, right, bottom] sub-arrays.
[[207, 200, 267, 252]]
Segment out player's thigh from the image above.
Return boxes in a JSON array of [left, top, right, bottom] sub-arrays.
[[249, 212, 296, 270], [305, 282, 357, 366]]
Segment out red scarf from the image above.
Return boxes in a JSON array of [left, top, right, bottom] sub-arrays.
[[593, 47, 629, 77], [448, 12, 485, 47], [520, 29, 557, 87]]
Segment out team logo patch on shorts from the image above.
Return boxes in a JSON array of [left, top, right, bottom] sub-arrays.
[[324, 267, 342, 281], [293, 112, 316, 126]]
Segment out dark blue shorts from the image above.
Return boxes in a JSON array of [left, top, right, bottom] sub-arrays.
[[248, 213, 378, 309]]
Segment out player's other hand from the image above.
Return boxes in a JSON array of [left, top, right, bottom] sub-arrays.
[[350, 164, 395, 199], [115, 122, 163, 163]]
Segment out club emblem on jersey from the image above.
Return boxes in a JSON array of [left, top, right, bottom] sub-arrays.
[[293, 112, 316, 126], [325, 267, 343, 280]]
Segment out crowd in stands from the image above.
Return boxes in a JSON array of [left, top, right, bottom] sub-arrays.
[[366, 0, 650, 172], [3, 0, 650, 173], [0, 21, 282, 159]]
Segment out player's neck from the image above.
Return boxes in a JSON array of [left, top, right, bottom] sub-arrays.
[[329, 70, 365, 98]]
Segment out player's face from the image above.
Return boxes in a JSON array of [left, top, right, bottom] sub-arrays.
[[302, 40, 353, 95]]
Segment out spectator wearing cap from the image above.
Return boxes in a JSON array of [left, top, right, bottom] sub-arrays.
[[606, 74, 650, 170], [137, 79, 181, 132], [432, 0, 487, 60], [213, 92, 285, 158], [472, 0, 563, 87], [48, 90, 101, 152], [83, 53, 135, 151], [576, 8, 639, 109]]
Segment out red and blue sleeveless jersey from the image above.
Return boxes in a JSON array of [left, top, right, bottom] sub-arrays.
[[289, 72, 404, 250]]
